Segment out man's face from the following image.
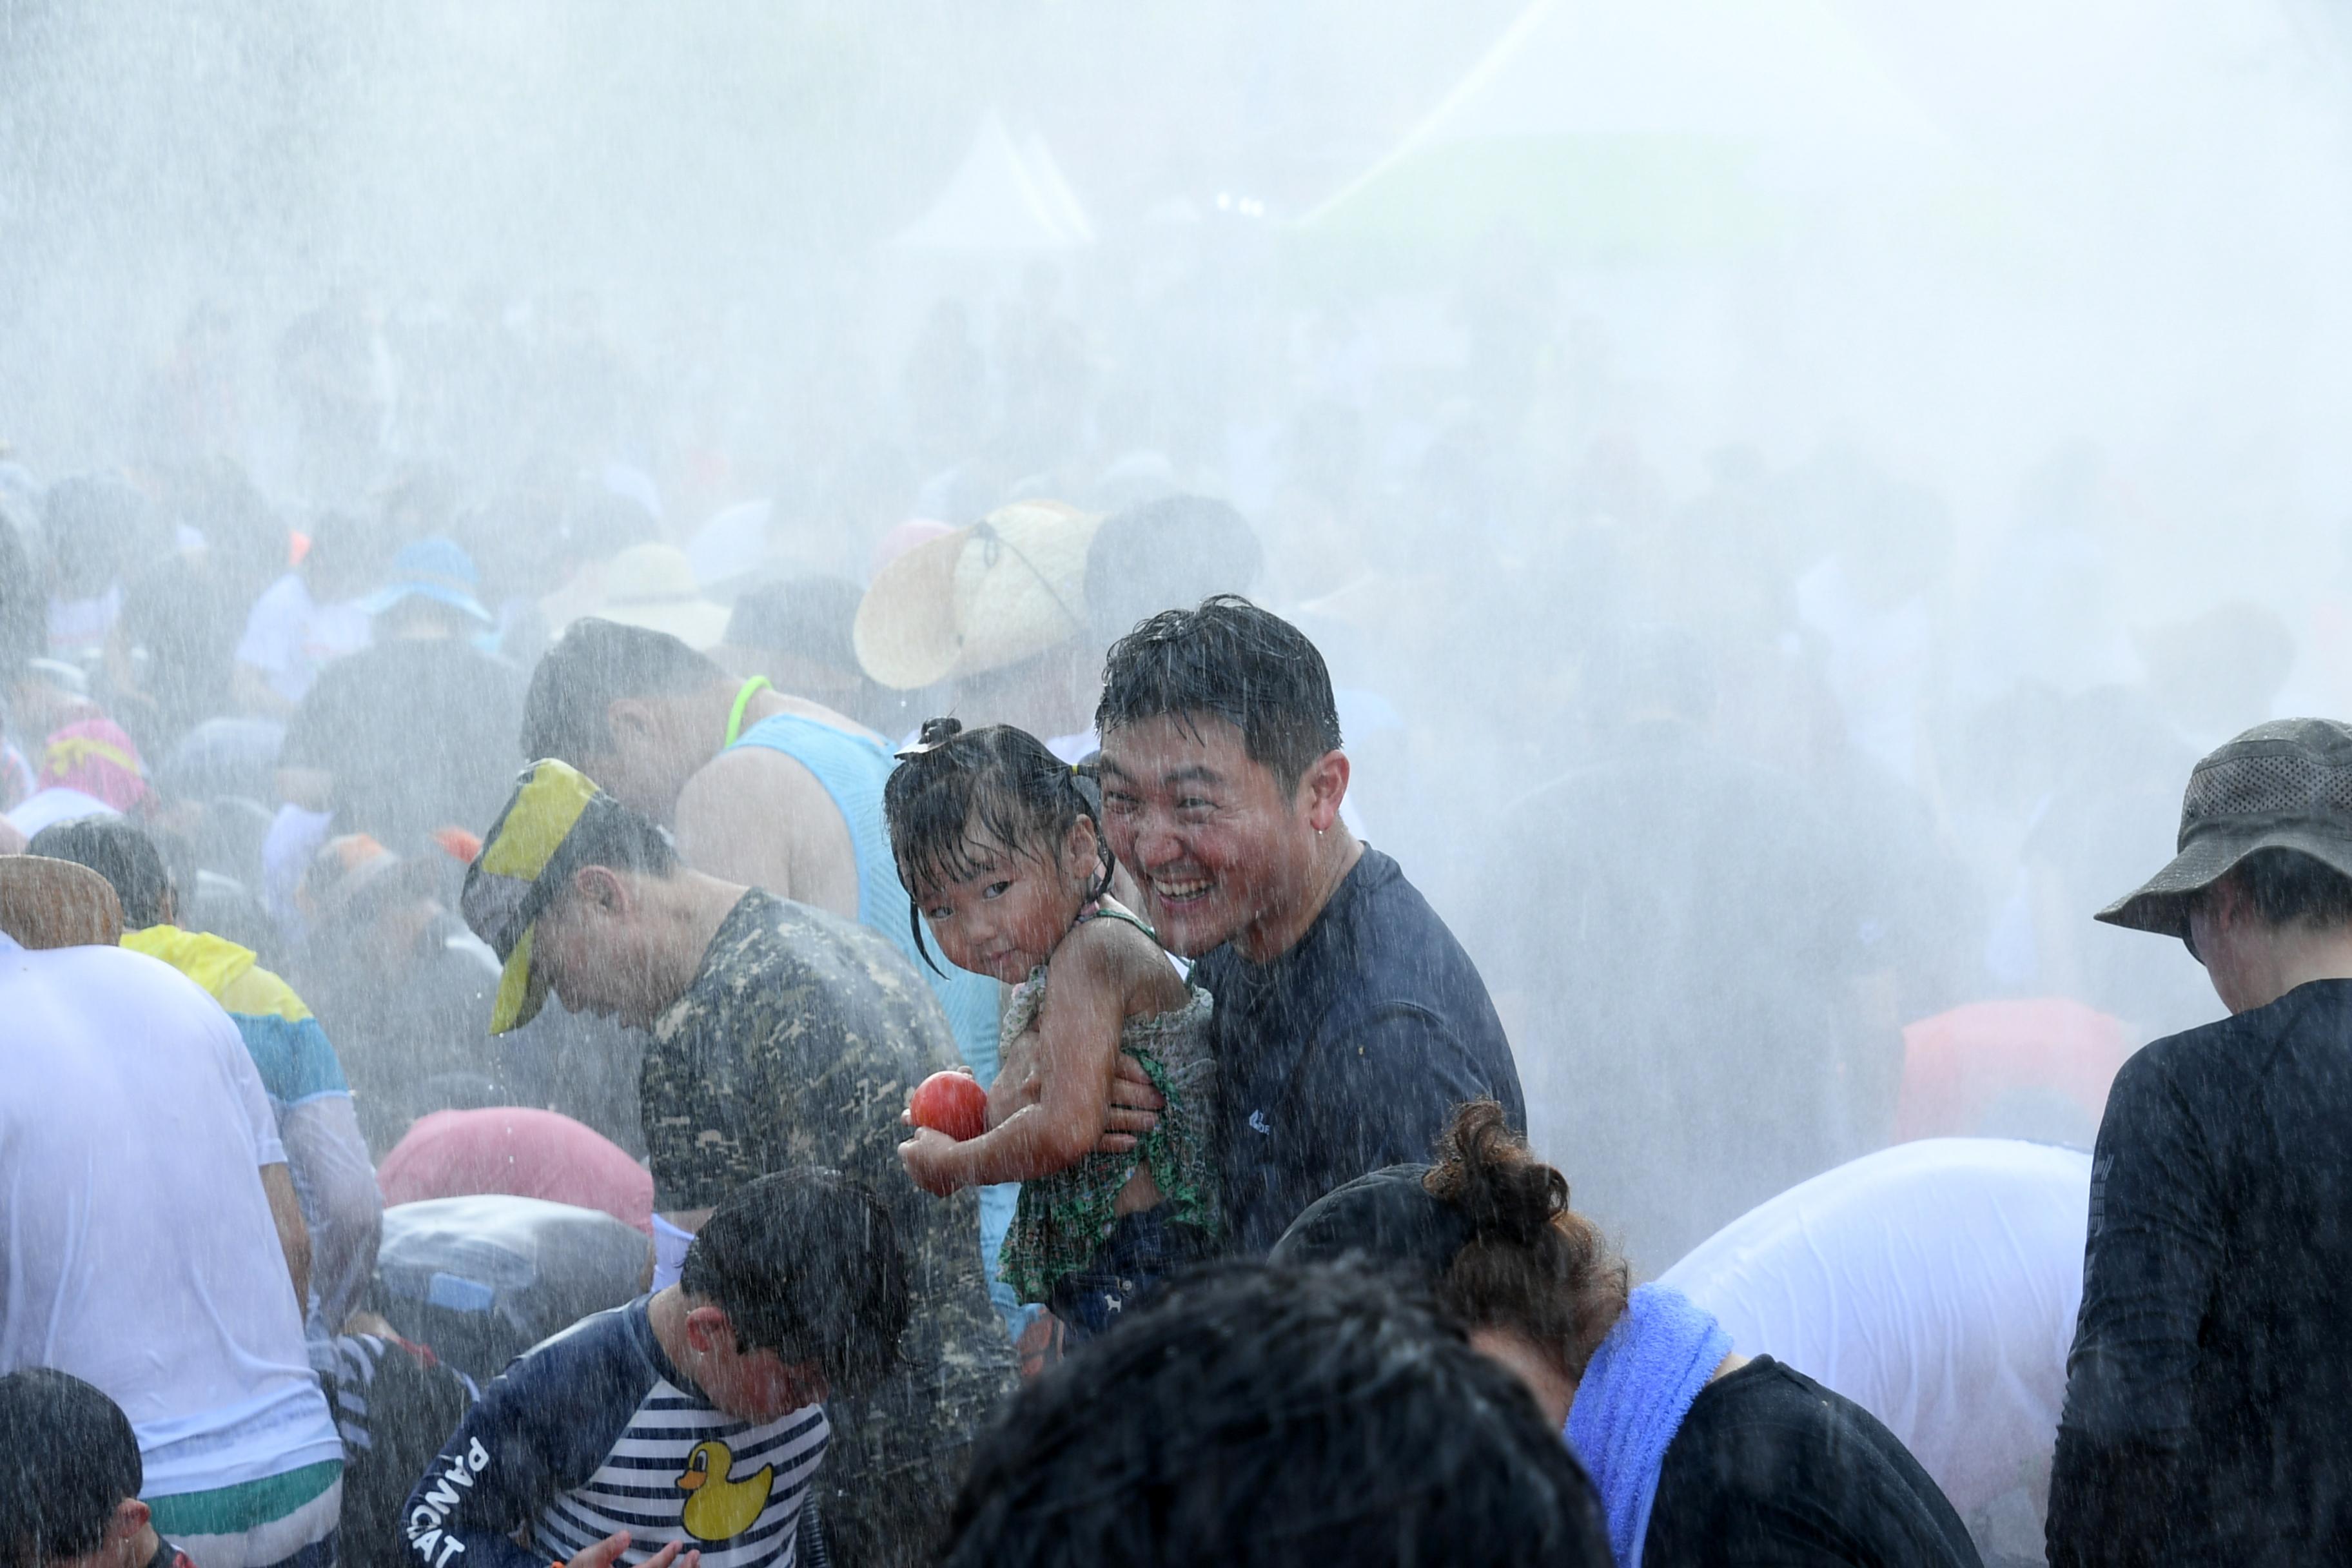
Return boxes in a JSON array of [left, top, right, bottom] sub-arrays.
[[582, 695, 711, 822], [529, 870, 675, 1028], [1097, 712, 1320, 961]]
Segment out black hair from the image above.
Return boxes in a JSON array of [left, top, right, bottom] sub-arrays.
[[881, 717, 1108, 971], [43, 474, 160, 597], [723, 576, 865, 671], [0, 1368, 143, 1568], [680, 1169, 910, 1400], [2226, 847, 2352, 930], [1083, 495, 1263, 652], [521, 619, 727, 766], [29, 816, 175, 929], [939, 1262, 1611, 1568], [1095, 594, 1343, 791]]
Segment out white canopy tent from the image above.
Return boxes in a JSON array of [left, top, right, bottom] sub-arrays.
[[890, 110, 1096, 253]]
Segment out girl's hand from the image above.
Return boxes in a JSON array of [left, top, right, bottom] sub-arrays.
[[903, 1064, 977, 1126], [899, 1129, 967, 1197]]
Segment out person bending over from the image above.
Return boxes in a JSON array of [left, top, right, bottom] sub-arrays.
[[1273, 1101, 1982, 1568], [937, 1261, 1611, 1568], [461, 760, 1014, 1567], [0, 1369, 197, 1568], [31, 814, 381, 1338], [887, 718, 1219, 1342], [402, 1169, 908, 1568]]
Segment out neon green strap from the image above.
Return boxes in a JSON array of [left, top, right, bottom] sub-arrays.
[[723, 676, 772, 748]]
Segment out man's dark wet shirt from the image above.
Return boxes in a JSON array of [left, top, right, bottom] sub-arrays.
[[2049, 978, 2352, 1567], [1192, 846, 1525, 1255]]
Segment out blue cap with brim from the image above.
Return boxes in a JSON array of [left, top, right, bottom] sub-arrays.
[[359, 535, 494, 625]]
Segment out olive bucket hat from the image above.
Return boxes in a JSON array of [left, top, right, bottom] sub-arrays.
[[2097, 718, 2352, 939]]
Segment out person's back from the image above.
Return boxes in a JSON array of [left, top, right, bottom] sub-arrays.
[[0, 930, 341, 1563], [1661, 1138, 2088, 1562], [30, 812, 385, 1338], [2058, 985, 2352, 1558], [377, 1106, 654, 1235]]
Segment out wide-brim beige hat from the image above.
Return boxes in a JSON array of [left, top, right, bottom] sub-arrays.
[[587, 543, 732, 650], [854, 502, 1101, 690]]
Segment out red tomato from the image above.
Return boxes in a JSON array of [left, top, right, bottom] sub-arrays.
[[909, 1070, 990, 1142]]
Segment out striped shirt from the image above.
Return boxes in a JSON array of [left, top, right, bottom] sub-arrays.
[[403, 1298, 827, 1568]]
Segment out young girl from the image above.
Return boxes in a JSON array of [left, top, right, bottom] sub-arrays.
[[886, 717, 1219, 1343]]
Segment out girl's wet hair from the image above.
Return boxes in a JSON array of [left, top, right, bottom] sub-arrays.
[[1426, 1099, 1630, 1383], [883, 717, 1110, 970]]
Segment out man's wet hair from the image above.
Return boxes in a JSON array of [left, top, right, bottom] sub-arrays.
[[1095, 595, 1343, 792], [0, 1368, 143, 1568], [938, 1261, 1611, 1568], [681, 1169, 910, 1400], [883, 716, 1108, 970], [521, 618, 726, 766], [30, 816, 174, 930], [2222, 847, 2352, 930]]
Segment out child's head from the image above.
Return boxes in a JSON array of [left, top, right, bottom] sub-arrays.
[[0, 1368, 150, 1568], [677, 1168, 910, 1420], [883, 717, 1110, 984]]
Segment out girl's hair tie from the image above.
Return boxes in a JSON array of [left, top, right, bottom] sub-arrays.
[[895, 715, 965, 761]]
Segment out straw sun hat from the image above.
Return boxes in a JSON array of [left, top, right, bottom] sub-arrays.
[[853, 502, 1102, 691], [588, 543, 732, 650]]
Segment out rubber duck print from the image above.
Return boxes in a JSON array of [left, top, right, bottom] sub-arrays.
[[674, 1438, 775, 1542]]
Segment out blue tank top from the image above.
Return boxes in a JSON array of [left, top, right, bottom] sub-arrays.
[[729, 712, 1006, 1083]]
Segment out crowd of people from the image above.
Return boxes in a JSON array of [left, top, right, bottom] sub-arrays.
[[8, 273, 2352, 1568]]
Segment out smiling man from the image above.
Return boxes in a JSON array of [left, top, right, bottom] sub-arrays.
[[459, 760, 1014, 1568], [1093, 595, 1524, 1255]]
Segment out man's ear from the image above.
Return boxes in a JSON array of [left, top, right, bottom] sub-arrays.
[[1297, 749, 1351, 834], [573, 863, 628, 916], [607, 696, 660, 746]]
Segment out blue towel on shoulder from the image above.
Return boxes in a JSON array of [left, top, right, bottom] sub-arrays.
[[1564, 1283, 1733, 1568]]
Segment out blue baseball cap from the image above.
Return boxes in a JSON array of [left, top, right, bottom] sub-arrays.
[[358, 535, 493, 624]]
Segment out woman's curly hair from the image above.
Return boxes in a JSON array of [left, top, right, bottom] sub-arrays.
[[1426, 1099, 1630, 1382]]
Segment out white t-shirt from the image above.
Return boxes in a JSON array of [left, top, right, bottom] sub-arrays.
[[1658, 1137, 2090, 1563], [0, 934, 338, 1497], [235, 573, 371, 706], [5, 785, 119, 838]]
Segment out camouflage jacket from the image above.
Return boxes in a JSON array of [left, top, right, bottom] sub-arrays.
[[643, 891, 1014, 1546]]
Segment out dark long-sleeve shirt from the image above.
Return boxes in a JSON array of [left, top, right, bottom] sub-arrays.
[[1193, 847, 1525, 1255], [2048, 978, 2352, 1565]]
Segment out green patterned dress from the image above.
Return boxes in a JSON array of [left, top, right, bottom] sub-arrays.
[[994, 906, 1220, 1305]]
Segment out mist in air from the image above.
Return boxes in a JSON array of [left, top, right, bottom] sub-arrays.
[[7, 0, 2350, 1268]]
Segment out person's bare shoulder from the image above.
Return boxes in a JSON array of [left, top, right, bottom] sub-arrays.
[[1060, 913, 1188, 1018], [675, 745, 854, 905]]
